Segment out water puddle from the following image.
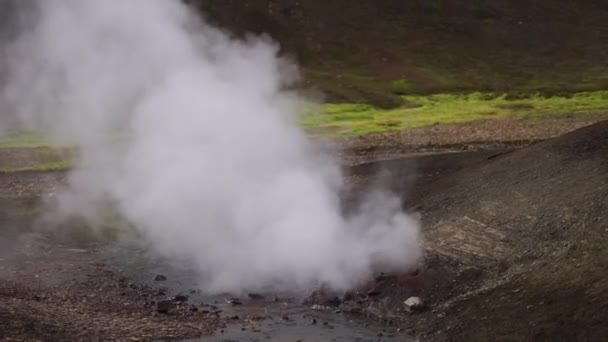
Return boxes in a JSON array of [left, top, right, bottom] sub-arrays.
[[99, 243, 413, 342]]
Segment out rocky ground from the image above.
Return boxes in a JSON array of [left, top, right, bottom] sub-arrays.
[[1, 118, 607, 341], [0, 234, 226, 341], [335, 120, 608, 341]]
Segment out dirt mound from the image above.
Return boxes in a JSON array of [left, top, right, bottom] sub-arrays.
[[421, 120, 608, 262], [393, 121, 608, 340], [335, 121, 608, 340]]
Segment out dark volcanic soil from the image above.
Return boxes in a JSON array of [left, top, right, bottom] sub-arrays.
[[0, 233, 226, 341], [338, 120, 608, 341], [1, 120, 607, 341]]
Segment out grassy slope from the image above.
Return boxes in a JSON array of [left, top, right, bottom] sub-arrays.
[[185, 0, 608, 135]]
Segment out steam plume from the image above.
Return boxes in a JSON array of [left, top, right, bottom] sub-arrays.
[[0, 0, 420, 293]]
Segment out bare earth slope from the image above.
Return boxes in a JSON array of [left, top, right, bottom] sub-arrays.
[[347, 121, 608, 341]]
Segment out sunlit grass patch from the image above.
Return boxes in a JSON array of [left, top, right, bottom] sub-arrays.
[[0, 161, 71, 174], [0, 133, 52, 148], [302, 91, 608, 136]]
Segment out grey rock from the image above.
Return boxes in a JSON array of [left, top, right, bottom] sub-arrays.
[[226, 297, 243, 305], [153, 274, 167, 281], [156, 300, 171, 313], [404, 297, 425, 312], [248, 293, 265, 300], [172, 294, 189, 303]]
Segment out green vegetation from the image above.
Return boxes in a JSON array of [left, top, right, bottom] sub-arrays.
[[0, 133, 51, 148], [391, 79, 414, 95], [302, 91, 608, 136], [0, 161, 71, 174]]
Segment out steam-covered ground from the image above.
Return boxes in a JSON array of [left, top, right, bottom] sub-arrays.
[[1, 121, 607, 341], [1, 1, 607, 341]]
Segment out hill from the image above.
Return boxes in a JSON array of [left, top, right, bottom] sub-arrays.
[[346, 120, 608, 340], [188, 0, 608, 107]]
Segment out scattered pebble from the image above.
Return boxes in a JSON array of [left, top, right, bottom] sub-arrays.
[[172, 294, 189, 303], [367, 288, 381, 297], [153, 274, 167, 282], [404, 296, 425, 312], [248, 293, 265, 300], [226, 297, 243, 305], [156, 300, 171, 314]]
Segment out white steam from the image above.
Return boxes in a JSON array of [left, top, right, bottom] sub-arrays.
[[0, 0, 420, 293]]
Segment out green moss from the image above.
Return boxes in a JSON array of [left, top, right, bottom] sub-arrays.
[[391, 79, 414, 95], [0, 133, 52, 148], [0, 161, 71, 174], [302, 91, 608, 136]]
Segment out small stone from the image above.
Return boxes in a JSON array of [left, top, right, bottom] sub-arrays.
[[312, 318, 317, 325], [230, 315, 240, 320], [156, 300, 171, 314], [248, 293, 265, 300], [172, 294, 189, 303], [153, 274, 167, 281], [342, 292, 355, 302], [404, 297, 425, 312], [189, 305, 198, 312], [226, 297, 243, 305], [367, 287, 381, 297], [282, 315, 290, 321]]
